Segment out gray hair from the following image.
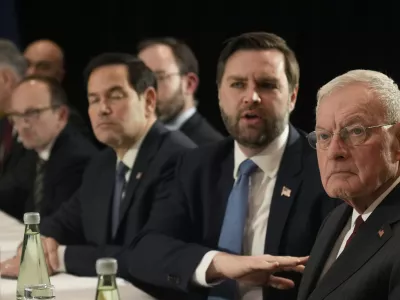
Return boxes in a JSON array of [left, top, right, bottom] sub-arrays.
[[316, 69, 400, 123], [0, 39, 27, 78]]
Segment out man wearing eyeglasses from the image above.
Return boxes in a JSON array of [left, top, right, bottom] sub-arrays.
[[138, 37, 224, 145], [0, 75, 97, 220], [297, 70, 400, 300]]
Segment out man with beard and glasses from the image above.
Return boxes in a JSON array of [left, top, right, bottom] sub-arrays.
[[129, 32, 340, 300], [138, 37, 224, 145]]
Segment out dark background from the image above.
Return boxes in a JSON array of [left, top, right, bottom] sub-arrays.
[[3, 0, 400, 134]]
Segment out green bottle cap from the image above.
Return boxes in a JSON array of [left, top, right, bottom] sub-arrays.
[[23, 212, 40, 225], [96, 258, 118, 275]]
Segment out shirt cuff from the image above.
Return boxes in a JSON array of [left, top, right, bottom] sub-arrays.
[[192, 250, 221, 287], [57, 245, 67, 273]]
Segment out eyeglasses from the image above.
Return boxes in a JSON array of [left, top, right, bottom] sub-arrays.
[[307, 123, 393, 150], [7, 105, 59, 125]]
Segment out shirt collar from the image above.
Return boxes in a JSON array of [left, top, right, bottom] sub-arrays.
[[164, 107, 197, 131], [37, 139, 56, 161], [233, 124, 289, 180], [350, 174, 400, 225], [117, 128, 149, 170]]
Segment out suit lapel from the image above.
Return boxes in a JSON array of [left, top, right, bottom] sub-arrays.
[[310, 187, 400, 300], [35, 127, 70, 212], [264, 125, 304, 255], [117, 122, 165, 228], [207, 139, 234, 246], [298, 204, 352, 300], [179, 112, 200, 134], [91, 150, 116, 243]]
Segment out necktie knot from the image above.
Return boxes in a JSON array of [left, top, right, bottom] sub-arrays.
[[36, 158, 46, 169], [353, 215, 364, 232], [344, 215, 364, 248], [116, 161, 129, 179], [238, 159, 258, 176]]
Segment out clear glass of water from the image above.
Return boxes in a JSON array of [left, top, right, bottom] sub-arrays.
[[24, 284, 55, 299]]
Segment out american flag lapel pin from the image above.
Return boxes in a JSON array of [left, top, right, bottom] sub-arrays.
[[136, 172, 142, 180], [378, 229, 384, 237], [281, 186, 291, 197]]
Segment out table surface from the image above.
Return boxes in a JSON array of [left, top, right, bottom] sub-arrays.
[[0, 211, 156, 300]]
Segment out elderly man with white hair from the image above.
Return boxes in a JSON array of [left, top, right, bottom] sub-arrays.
[[297, 69, 400, 300]]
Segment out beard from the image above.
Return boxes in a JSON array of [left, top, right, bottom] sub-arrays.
[[220, 102, 289, 149], [156, 84, 186, 123]]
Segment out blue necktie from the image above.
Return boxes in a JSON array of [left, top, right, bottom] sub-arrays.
[[208, 159, 258, 300], [112, 161, 129, 238]]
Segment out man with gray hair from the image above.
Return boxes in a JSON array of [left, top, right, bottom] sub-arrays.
[[297, 69, 400, 300], [0, 39, 27, 174]]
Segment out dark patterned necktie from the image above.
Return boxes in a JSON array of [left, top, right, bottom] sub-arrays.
[[33, 157, 46, 211], [344, 215, 364, 248], [111, 161, 129, 238]]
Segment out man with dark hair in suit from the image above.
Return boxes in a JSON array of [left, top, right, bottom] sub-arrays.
[[0, 75, 97, 219], [297, 70, 400, 300], [129, 32, 339, 300], [138, 37, 224, 145], [0, 53, 196, 299]]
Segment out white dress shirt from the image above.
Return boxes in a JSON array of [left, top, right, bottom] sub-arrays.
[[164, 107, 197, 131], [56, 136, 146, 272], [318, 175, 400, 281], [37, 140, 55, 161], [193, 125, 289, 300]]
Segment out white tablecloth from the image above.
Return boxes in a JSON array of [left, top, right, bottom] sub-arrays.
[[0, 211, 156, 300]]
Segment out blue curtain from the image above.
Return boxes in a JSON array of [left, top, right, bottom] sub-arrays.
[[0, 0, 20, 46]]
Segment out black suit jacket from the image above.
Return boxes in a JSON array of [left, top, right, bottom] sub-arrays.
[[0, 117, 25, 177], [297, 185, 400, 300], [40, 121, 196, 285], [129, 124, 340, 300], [0, 111, 97, 179], [179, 111, 224, 145], [0, 124, 97, 220]]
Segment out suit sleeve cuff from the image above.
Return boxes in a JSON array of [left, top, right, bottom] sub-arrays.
[[56, 245, 67, 273], [192, 250, 221, 287]]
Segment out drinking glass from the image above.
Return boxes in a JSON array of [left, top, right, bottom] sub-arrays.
[[24, 284, 55, 299]]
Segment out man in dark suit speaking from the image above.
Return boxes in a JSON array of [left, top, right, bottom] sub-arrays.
[[129, 32, 339, 300], [0, 53, 196, 296], [297, 70, 400, 300]]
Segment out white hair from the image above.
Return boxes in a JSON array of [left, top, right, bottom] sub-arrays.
[[316, 69, 400, 123], [0, 39, 26, 78]]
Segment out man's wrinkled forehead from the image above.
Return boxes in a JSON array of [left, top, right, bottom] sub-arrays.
[[316, 84, 384, 129], [223, 49, 287, 83]]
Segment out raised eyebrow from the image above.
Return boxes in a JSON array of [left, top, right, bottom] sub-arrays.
[[226, 75, 247, 82], [256, 76, 279, 83], [340, 115, 367, 126]]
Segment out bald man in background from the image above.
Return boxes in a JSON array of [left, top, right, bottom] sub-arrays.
[[24, 39, 95, 144], [24, 39, 65, 82]]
